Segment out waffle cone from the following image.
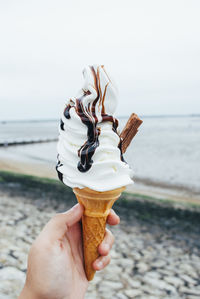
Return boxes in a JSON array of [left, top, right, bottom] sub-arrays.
[[73, 187, 125, 281]]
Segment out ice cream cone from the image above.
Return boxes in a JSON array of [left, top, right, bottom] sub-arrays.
[[73, 186, 125, 281]]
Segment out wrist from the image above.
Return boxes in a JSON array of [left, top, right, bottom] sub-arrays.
[[18, 285, 40, 299]]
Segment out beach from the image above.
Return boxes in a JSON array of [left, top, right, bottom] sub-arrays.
[[0, 172, 200, 299], [1, 116, 200, 298], [0, 115, 200, 204], [2, 1, 200, 298]]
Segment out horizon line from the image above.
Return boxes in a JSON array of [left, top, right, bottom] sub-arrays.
[[1, 113, 200, 123]]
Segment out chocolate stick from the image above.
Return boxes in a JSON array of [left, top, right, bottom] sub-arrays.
[[120, 113, 143, 154]]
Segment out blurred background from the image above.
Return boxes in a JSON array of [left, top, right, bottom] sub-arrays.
[[0, 1, 200, 298]]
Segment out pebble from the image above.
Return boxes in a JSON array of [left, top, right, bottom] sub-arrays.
[[144, 271, 161, 279], [136, 262, 149, 273], [128, 280, 141, 289], [180, 274, 197, 285], [117, 258, 134, 269], [99, 281, 123, 290], [141, 285, 165, 296], [179, 286, 200, 296], [1, 191, 200, 299], [0, 267, 25, 298], [179, 263, 194, 273], [130, 252, 141, 261], [0, 267, 25, 281], [104, 265, 122, 276], [124, 289, 142, 298], [151, 259, 167, 268], [116, 293, 128, 299], [142, 276, 177, 294], [164, 276, 184, 287]]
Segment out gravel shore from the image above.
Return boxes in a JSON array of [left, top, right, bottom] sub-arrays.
[[0, 173, 200, 299]]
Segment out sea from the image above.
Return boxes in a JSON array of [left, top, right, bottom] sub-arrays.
[[0, 115, 200, 199]]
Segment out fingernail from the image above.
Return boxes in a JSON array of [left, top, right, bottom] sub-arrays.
[[62, 204, 79, 214], [71, 203, 79, 210], [97, 261, 103, 269], [110, 209, 116, 215], [103, 243, 109, 251]]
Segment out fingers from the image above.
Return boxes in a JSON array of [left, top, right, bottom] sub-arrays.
[[42, 204, 84, 239], [106, 209, 120, 226], [46, 206, 118, 241], [93, 255, 111, 271], [92, 213, 118, 272], [98, 229, 114, 256], [61, 203, 84, 226]]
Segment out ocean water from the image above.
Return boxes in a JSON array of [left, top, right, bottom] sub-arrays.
[[0, 120, 58, 143], [121, 116, 200, 195], [0, 116, 200, 195]]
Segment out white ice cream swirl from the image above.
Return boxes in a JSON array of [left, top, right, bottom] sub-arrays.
[[56, 65, 133, 191]]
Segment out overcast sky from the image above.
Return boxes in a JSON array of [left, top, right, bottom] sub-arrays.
[[1, 0, 200, 120]]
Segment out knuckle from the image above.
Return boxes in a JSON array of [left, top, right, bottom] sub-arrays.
[[51, 213, 63, 224]]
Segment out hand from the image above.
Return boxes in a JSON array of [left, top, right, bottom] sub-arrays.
[[19, 204, 120, 299]]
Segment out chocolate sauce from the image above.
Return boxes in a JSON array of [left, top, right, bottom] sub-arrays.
[[64, 104, 72, 119], [75, 66, 100, 172], [118, 138, 126, 163], [59, 66, 124, 175], [60, 119, 65, 131], [56, 157, 64, 181], [101, 114, 118, 132]]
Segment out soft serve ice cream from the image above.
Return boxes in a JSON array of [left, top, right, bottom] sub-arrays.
[[56, 65, 133, 191]]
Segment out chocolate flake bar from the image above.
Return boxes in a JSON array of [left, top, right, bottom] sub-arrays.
[[120, 113, 143, 154]]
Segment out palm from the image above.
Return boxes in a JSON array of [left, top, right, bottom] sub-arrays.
[[52, 222, 89, 299], [19, 205, 119, 299], [64, 223, 89, 296]]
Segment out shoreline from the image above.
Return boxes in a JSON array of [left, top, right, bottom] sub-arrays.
[[0, 156, 199, 206], [0, 170, 200, 213], [1, 114, 199, 206]]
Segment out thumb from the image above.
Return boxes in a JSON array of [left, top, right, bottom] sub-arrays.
[[62, 203, 84, 226], [42, 204, 84, 239]]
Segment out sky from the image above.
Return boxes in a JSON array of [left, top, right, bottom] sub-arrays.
[[0, 0, 200, 120]]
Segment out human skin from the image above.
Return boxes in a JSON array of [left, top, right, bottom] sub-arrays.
[[19, 203, 120, 299]]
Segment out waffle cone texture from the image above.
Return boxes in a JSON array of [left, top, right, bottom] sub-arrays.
[[73, 187, 125, 281]]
